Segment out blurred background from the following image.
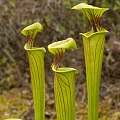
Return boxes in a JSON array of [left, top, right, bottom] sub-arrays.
[[0, 0, 120, 120]]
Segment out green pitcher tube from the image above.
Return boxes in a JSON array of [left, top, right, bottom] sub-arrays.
[[25, 46, 46, 120], [80, 32, 108, 120], [21, 22, 45, 120], [72, 3, 109, 120], [48, 38, 78, 120], [54, 68, 78, 120]]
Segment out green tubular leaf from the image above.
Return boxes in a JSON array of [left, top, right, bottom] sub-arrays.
[[25, 48, 45, 120], [81, 32, 107, 120], [24, 45, 46, 120], [72, 3, 109, 32], [21, 22, 43, 49], [48, 38, 78, 120], [48, 38, 77, 70], [54, 68, 78, 120], [72, 3, 109, 120], [22, 22, 45, 120]]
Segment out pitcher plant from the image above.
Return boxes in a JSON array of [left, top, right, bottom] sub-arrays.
[[72, 3, 109, 120], [48, 38, 78, 120], [21, 22, 46, 120]]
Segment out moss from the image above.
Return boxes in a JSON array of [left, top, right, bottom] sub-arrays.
[[0, 88, 31, 120]]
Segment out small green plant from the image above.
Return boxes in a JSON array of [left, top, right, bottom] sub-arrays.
[[48, 38, 78, 120], [72, 3, 109, 120], [21, 22, 46, 120]]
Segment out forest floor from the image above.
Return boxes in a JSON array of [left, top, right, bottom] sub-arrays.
[[0, 77, 120, 120]]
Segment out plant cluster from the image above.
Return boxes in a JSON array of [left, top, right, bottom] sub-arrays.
[[6, 3, 109, 120]]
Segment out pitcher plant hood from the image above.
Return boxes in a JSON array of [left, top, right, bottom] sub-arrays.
[[21, 22, 43, 49], [72, 3, 109, 33], [48, 38, 77, 70]]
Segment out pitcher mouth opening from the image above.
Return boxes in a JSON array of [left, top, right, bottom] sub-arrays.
[[24, 44, 46, 53], [79, 29, 109, 39], [52, 67, 78, 74]]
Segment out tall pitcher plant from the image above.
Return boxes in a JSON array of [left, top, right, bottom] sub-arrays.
[[21, 23, 46, 120], [72, 3, 109, 120], [48, 38, 78, 120]]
